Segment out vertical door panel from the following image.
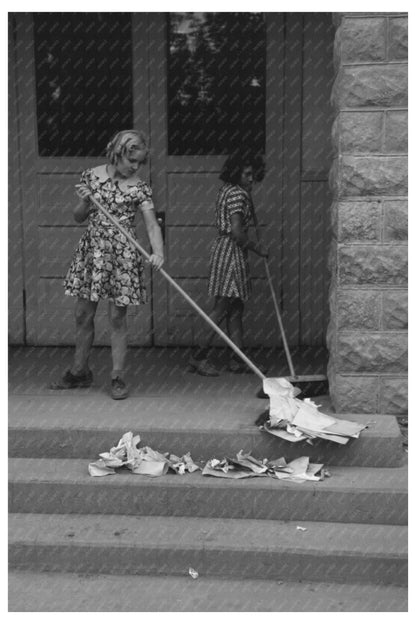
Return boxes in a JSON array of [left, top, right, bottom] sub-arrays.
[[8, 15, 25, 343], [149, 12, 285, 347], [13, 13, 153, 345]]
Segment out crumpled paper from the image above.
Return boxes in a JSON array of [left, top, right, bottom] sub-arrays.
[[261, 378, 367, 444], [88, 432, 200, 477], [202, 450, 329, 483]]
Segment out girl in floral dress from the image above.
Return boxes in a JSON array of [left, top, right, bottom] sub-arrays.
[[51, 130, 164, 399]]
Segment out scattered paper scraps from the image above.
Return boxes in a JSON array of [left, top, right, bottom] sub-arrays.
[[88, 434, 331, 485], [88, 431, 201, 478], [189, 567, 199, 579], [259, 378, 368, 445], [202, 451, 329, 484]]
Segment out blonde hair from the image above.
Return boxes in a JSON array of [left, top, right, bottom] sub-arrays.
[[106, 129, 149, 166]]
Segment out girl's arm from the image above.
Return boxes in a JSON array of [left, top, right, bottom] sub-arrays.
[[230, 213, 268, 257], [74, 184, 92, 223], [140, 201, 164, 270]]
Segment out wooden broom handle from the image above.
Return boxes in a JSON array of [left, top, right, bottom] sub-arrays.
[[249, 201, 297, 379]]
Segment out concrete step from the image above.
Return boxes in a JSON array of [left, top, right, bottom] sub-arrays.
[[9, 513, 408, 586], [8, 570, 408, 611], [9, 395, 405, 467], [9, 458, 408, 525]]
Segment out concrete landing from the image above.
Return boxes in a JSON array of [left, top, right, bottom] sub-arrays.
[[8, 347, 405, 467], [9, 394, 404, 466], [8, 345, 328, 396], [8, 571, 408, 612]]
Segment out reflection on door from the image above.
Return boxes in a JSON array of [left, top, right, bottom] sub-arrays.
[[34, 13, 133, 157], [167, 12, 266, 155]]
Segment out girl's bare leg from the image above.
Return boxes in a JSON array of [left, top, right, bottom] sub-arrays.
[[108, 302, 128, 378], [226, 298, 244, 350], [71, 298, 98, 375]]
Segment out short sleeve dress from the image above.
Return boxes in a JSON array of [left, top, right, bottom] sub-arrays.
[[63, 168, 152, 307], [208, 183, 253, 301]]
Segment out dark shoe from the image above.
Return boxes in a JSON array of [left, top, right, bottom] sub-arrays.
[[188, 356, 219, 377], [111, 376, 129, 400], [255, 410, 270, 426], [50, 369, 93, 389], [256, 387, 269, 399]]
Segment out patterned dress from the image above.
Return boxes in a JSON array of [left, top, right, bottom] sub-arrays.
[[208, 183, 253, 301], [64, 168, 152, 307]]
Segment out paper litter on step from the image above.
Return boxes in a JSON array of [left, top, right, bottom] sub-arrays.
[[88, 434, 330, 484], [201, 450, 329, 483], [189, 567, 199, 579], [260, 378, 368, 445], [88, 431, 200, 477]]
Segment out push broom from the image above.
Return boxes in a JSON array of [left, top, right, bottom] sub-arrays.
[[249, 201, 328, 398]]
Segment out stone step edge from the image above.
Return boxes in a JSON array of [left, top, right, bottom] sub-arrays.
[[8, 423, 405, 468], [9, 458, 408, 525], [8, 457, 408, 492], [8, 410, 400, 435], [9, 513, 408, 557], [9, 513, 408, 586], [8, 570, 409, 612]]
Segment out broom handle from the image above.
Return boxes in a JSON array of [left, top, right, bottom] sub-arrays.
[[250, 203, 297, 379], [89, 194, 266, 380]]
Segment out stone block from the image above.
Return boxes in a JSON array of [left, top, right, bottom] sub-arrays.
[[331, 65, 407, 109], [384, 200, 408, 242], [339, 246, 407, 285], [379, 377, 408, 414], [338, 201, 381, 242], [338, 156, 407, 197], [329, 374, 379, 413], [337, 290, 381, 330], [385, 111, 408, 153], [342, 17, 386, 63], [388, 17, 408, 60], [337, 332, 407, 373], [339, 112, 384, 153], [382, 290, 408, 330]]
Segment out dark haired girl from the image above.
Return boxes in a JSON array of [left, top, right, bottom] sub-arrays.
[[189, 151, 267, 375]]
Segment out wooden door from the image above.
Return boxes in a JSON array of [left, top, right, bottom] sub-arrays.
[[11, 13, 153, 346], [148, 12, 284, 347]]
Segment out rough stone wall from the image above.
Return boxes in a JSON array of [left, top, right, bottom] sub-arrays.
[[328, 13, 408, 414]]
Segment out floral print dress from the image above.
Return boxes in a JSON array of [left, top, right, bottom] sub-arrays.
[[64, 168, 152, 306]]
